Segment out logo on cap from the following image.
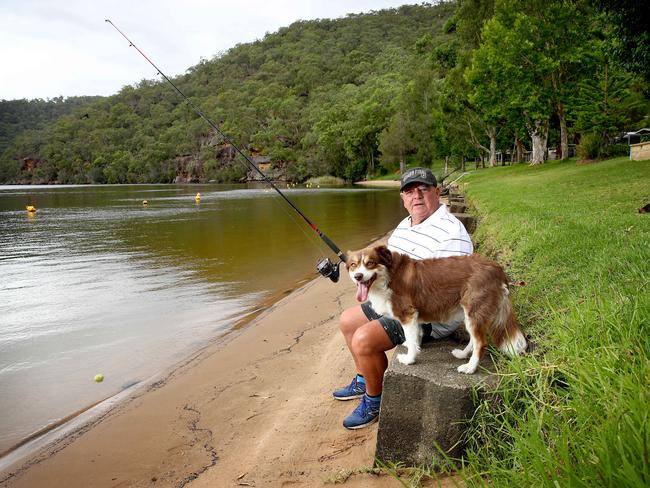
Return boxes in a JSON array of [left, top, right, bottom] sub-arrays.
[[400, 167, 437, 191]]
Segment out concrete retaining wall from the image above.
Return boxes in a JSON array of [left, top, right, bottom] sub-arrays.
[[630, 142, 650, 161]]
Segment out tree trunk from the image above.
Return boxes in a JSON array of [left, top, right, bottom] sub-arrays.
[[529, 120, 548, 165], [515, 137, 524, 163], [444, 156, 449, 174], [488, 126, 497, 167], [399, 158, 406, 174], [558, 103, 568, 160]]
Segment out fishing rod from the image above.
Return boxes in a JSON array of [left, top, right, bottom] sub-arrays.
[[438, 166, 461, 186], [105, 19, 344, 282], [436, 165, 461, 196]]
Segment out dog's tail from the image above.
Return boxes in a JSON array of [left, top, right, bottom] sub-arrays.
[[493, 284, 527, 356]]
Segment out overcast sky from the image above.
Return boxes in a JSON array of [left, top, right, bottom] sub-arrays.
[[0, 0, 420, 101]]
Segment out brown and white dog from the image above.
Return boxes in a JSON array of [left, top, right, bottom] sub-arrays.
[[346, 245, 527, 374]]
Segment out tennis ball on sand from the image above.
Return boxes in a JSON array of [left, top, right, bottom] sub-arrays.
[[94, 374, 104, 383]]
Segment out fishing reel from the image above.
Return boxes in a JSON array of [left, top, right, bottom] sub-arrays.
[[317, 258, 341, 283]]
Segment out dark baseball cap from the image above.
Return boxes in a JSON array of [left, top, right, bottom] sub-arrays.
[[400, 167, 437, 191]]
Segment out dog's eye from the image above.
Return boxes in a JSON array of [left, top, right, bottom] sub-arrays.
[[349, 263, 357, 268], [366, 260, 375, 267]]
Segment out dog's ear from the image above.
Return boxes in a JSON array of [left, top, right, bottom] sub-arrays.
[[344, 251, 352, 268], [375, 245, 393, 267]]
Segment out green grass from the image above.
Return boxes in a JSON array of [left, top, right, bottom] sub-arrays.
[[451, 157, 650, 487]]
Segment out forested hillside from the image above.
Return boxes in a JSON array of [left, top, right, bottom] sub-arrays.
[[0, 0, 647, 184], [0, 3, 456, 184], [0, 96, 101, 156]]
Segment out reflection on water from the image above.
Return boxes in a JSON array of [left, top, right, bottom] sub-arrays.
[[0, 183, 404, 453]]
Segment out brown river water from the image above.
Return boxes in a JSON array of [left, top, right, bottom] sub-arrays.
[[0, 183, 405, 455]]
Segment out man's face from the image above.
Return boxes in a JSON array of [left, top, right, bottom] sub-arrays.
[[400, 183, 440, 225]]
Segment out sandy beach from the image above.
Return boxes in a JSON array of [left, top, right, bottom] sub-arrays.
[[0, 262, 423, 487], [354, 180, 401, 188]]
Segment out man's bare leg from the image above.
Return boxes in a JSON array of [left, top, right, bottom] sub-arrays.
[[339, 305, 395, 396]]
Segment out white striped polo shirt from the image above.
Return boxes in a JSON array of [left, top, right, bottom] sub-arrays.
[[387, 204, 473, 260]]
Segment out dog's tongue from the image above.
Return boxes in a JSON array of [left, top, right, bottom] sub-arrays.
[[356, 281, 370, 302]]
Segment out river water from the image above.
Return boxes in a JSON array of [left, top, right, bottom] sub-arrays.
[[0, 183, 405, 454]]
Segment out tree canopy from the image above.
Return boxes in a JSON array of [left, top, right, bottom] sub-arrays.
[[0, 96, 100, 155]]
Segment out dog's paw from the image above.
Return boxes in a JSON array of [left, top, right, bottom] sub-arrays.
[[451, 348, 469, 359], [457, 363, 477, 374], [397, 353, 416, 365]]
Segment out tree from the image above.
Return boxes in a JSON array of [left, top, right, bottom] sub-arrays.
[[379, 112, 412, 173], [468, 1, 562, 164], [455, 0, 496, 49], [104, 151, 133, 184], [573, 47, 643, 144], [593, 0, 650, 88], [537, 0, 596, 160]]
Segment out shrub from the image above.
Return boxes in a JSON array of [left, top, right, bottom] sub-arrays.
[[343, 159, 367, 182], [304, 175, 345, 186], [601, 143, 629, 158], [577, 132, 603, 160]]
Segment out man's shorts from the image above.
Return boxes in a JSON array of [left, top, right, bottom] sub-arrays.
[[361, 301, 460, 347]]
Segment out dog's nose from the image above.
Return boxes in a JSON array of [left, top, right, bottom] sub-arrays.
[[354, 273, 364, 282]]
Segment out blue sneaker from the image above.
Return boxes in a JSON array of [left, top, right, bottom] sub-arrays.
[[343, 394, 381, 430], [333, 376, 366, 401]]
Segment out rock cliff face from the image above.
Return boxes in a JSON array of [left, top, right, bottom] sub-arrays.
[[173, 154, 202, 183], [16, 157, 51, 184], [172, 139, 287, 183], [246, 154, 287, 182], [172, 138, 289, 183], [172, 141, 233, 183]]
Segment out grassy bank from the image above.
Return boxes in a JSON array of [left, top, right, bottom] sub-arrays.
[[457, 157, 649, 487]]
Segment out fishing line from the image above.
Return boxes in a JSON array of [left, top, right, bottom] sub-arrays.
[[273, 189, 333, 256], [106, 19, 344, 281]]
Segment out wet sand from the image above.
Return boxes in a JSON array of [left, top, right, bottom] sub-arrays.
[[0, 262, 417, 487], [354, 180, 401, 188]]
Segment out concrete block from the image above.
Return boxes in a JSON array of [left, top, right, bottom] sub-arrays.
[[630, 141, 650, 161], [375, 340, 495, 466], [449, 202, 467, 214]]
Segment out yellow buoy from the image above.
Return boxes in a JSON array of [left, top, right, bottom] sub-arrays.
[[142, 200, 149, 206], [195, 192, 201, 202], [26, 205, 36, 213]]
